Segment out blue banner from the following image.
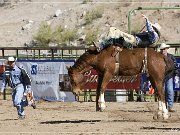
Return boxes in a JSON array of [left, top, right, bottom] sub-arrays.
[[173, 56, 180, 91]]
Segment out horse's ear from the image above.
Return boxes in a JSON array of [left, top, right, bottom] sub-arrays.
[[66, 65, 71, 70]]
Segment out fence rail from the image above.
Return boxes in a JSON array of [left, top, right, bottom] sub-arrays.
[[1, 45, 180, 102], [0, 46, 88, 60], [0, 44, 179, 60]]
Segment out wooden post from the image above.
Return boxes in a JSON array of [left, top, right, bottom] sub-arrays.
[[51, 49, 54, 60], [16, 49, 18, 58], [2, 49, 4, 58], [3, 89, 6, 100], [38, 50, 40, 59]]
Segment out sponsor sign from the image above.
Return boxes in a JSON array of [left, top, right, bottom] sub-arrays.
[[84, 69, 140, 90], [17, 60, 75, 101]]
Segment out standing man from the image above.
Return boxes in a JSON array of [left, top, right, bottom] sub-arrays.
[[0, 56, 36, 119], [159, 43, 179, 112]]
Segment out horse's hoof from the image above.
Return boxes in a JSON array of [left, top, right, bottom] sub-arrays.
[[163, 113, 169, 120], [96, 107, 100, 112], [157, 110, 162, 115], [98, 102, 106, 112], [157, 111, 163, 118], [100, 108, 105, 112], [153, 115, 158, 120], [153, 111, 163, 120]]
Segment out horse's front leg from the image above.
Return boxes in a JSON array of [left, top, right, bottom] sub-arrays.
[[95, 90, 106, 112], [96, 72, 113, 112], [96, 74, 106, 112], [96, 87, 100, 111], [98, 91, 106, 112]]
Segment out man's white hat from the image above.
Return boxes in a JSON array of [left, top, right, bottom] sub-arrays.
[[159, 43, 170, 50], [7, 56, 16, 62], [152, 23, 161, 33]]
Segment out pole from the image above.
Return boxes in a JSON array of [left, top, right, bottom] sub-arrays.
[[3, 89, 6, 100]]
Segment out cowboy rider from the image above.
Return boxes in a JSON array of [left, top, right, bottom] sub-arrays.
[[95, 14, 161, 52]]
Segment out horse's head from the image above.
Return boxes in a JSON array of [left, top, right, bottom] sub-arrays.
[[67, 66, 85, 95]]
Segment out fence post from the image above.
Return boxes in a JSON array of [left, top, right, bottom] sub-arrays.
[[3, 88, 6, 100]]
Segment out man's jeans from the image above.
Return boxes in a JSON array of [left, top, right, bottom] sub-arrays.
[[12, 84, 27, 117], [165, 78, 174, 109]]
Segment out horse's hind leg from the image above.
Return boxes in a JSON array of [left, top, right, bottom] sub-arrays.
[[158, 94, 169, 120], [152, 79, 169, 120]]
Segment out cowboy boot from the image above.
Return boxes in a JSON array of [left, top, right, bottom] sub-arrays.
[[92, 41, 101, 52]]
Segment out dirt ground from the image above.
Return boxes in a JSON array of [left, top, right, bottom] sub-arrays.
[[0, 95, 180, 135]]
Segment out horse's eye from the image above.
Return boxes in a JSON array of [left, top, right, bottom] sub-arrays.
[[71, 80, 77, 86]]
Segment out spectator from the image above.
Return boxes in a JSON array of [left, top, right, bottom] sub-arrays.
[[159, 43, 179, 112]]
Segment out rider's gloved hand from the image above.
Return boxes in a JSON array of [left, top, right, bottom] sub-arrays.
[[142, 14, 148, 20]]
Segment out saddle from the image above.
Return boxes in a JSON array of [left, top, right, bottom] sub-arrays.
[[113, 47, 149, 76]]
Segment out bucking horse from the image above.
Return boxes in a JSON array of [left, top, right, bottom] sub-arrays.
[[67, 45, 174, 120]]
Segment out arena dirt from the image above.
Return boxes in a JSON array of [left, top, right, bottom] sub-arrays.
[[0, 96, 180, 135]]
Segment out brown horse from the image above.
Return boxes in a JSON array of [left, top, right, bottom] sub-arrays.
[[68, 45, 174, 120]]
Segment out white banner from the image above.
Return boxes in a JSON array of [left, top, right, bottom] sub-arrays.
[[16, 60, 75, 102]]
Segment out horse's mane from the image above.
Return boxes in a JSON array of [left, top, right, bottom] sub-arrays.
[[72, 50, 96, 72], [72, 45, 118, 73]]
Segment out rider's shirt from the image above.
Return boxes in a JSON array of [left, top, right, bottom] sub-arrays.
[[135, 18, 159, 47]]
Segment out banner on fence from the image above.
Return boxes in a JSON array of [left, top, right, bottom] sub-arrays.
[[84, 69, 140, 90], [17, 60, 75, 102]]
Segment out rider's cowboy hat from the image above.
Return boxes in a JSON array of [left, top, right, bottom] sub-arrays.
[[159, 43, 170, 50], [152, 23, 161, 35], [7, 56, 16, 62]]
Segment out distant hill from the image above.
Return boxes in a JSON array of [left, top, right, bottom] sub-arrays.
[[0, 0, 180, 47]]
